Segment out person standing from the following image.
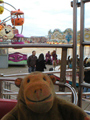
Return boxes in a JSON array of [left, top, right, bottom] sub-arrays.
[[83, 70, 90, 98], [51, 50, 58, 67], [36, 53, 46, 72], [27, 51, 37, 73], [51, 50, 57, 62], [45, 51, 52, 65], [83, 59, 90, 98]]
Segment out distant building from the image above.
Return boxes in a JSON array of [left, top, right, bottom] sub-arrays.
[[30, 36, 48, 43], [23, 37, 30, 43]]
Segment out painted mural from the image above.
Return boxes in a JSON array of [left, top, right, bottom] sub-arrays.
[[48, 28, 90, 44], [48, 28, 73, 44]]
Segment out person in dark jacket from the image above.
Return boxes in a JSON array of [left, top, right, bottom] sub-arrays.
[[83, 59, 90, 98], [83, 70, 90, 98], [84, 57, 88, 67], [27, 51, 37, 73], [36, 53, 46, 72]]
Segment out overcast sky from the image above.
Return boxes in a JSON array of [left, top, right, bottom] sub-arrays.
[[1, 0, 90, 37]]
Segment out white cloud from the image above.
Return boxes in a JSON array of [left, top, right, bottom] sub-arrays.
[[1, 0, 90, 37]]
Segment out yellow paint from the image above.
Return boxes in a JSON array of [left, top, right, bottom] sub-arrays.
[[0, 0, 4, 3], [0, 6, 4, 14]]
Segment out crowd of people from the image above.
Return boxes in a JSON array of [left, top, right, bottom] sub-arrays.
[[27, 52, 90, 98], [67, 55, 80, 69], [67, 55, 90, 98], [27, 50, 58, 73]]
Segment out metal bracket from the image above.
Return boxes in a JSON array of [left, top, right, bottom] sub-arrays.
[[71, 0, 90, 7], [83, 0, 90, 3], [71, 1, 81, 7]]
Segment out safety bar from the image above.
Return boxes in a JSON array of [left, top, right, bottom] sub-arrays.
[[55, 82, 78, 105], [82, 41, 90, 45], [84, 110, 90, 115], [81, 83, 90, 88], [0, 76, 78, 105], [0, 71, 89, 105], [0, 71, 60, 77], [65, 83, 78, 105], [0, 69, 75, 77], [2, 83, 78, 105]]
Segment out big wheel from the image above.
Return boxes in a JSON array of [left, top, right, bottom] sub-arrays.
[[0, 0, 24, 40]]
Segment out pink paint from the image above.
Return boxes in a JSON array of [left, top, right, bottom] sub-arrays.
[[11, 41, 24, 44], [9, 52, 27, 62]]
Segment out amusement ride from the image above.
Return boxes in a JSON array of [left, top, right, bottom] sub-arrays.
[[0, 0, 24, 43], [0, 0, 90, 118], [0, 0, 27, 65]]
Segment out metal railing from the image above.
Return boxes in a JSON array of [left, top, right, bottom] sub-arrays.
[[0, 43, 73, 48], [0, 70, 90, 102], [55, 82, 78, 105], [0, 71, 78, 105]]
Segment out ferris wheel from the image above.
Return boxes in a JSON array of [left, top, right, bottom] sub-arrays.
[[0, 0, 24, 42]]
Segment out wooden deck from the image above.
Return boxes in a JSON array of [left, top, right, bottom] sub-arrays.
[[0, 64, 90, 111]]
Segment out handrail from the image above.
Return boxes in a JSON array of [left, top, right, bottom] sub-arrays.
[[82, 41, 90, 45], [0, 69, 77, 77], [65, 83, 78, 105], [0, 71, 60, 77], [0, 71, 89, 106], [55, 82, 78, 105], [72, 85, 78, 104], [0, 77, 16, 81], [3, 92, 18, 95], [83, 0, 90, 3], [0, 43, 73, 48], [84, 110, 90, 115], [81, 83, 90, 88], [0, 70, 78, 105], [1, 81, 78, 105]]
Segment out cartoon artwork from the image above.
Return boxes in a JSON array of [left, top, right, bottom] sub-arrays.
[[0, 20, 4, 32], [0, 25, 14, 39], [0, 24, 3, 31], [0, 1, 24, 41]]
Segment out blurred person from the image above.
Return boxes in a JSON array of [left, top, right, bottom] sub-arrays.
[[83, 70, 90, 98], [36, 53, 46, 72], [51, 50, 57, 62], [67, 55, 71, 68], [27, 51, 37, 73], [45, 51, 52, 65], [51, 50, 58, 67], [84, 58, 90, 67], [76, 55, 80, 68], [83, 59, 90, 98], [84, 57, 88, 66]]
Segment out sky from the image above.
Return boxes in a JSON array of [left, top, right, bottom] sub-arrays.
[[1, 0, 90, 37]]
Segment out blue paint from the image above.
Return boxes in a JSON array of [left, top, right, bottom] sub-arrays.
[[65, 33, 72, 43]]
